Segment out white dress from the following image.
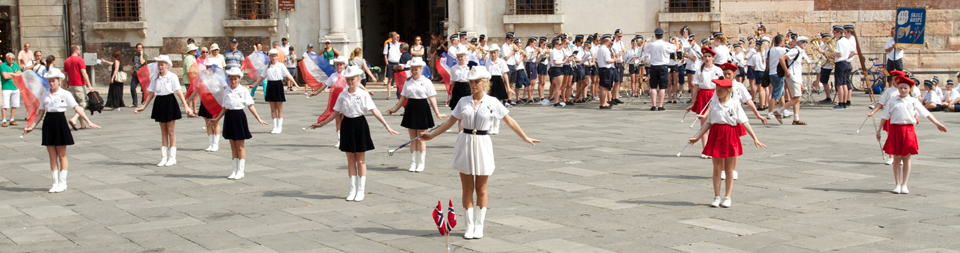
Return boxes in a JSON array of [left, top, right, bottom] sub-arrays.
[[451, 95, 509, 175]]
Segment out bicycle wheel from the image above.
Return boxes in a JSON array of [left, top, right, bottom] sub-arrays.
[[851, 69, 864, 91]]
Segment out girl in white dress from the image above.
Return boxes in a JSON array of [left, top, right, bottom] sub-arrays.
[[209, 68, 268, 179], [422, 67, 540, 239], [385, 57, 448, 172], [311, 66, 399, 202], [135, 55, 194, 166], [250, 49, 299, 134], [23, 69, 101, 193]]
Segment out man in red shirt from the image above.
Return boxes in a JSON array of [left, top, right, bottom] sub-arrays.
[[64, 45, 94, 129]]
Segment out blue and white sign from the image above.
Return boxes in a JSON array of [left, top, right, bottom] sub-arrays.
[[895, 8, 926, 46]]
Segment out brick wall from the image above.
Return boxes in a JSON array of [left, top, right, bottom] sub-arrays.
[[815, 0, 960, 11]]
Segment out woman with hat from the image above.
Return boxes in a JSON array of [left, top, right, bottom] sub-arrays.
[[689, 78, 767, 207], [421, 66, 540, 239], [447, 48, 472, 112], [385, 57, 447, 172], [311, 66, 399, 202], [208, 43, 226, 69], [310, 56, 374, 148], [877, 73, 948, 194], [22, 69, 101, 193], [485, 44, 511, 106], [250, 48, 299, 134], [686, 46, 722, 155], [209, 68, 268, 180], [135, 55, 193, 166]]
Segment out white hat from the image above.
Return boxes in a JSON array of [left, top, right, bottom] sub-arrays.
[[268, 48, 279, 55], [343, 65, 363, 78], [44, 68, 65, 80], [796, 36, 810, 43], [407, 57, 426, 67], [226, 68, 243, 77], [186, 44, 199, 53], [210, 43, 220, 51], [333, 56, 348, 64], [467, 66, 491, 81], [154, 55, 172, 66], [455, 48, 469, 55], [487, 44, 500, 52]]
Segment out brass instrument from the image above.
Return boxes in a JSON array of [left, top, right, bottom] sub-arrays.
[[514, 44, 527, 61]]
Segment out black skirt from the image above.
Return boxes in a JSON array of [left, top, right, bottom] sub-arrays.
[[401, 98, 435, 130], [340, 116, 375, 153], [41, 112, 74, 146], [222, 109, 252, 140], [264, 80, 286, 102], [488, 76, 509, 100], [198, 104, 213, 119], [105, 81, 125, 108], [151, 94, 182, 123], [449, 82, 471, 110]]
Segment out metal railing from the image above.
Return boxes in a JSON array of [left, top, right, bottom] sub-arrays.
[[227, 0, 275, 20], [668, 0, 710, 13], [509, 0, 557, 15], [98, 0, 140, 22]]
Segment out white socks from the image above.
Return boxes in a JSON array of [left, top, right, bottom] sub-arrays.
[[165, 147, 177, 166], [464, 207, 476, 239], [409, 151, 418, 172], [158, 146, 168, 167], [49, 170, 60, 193], [346, 176, 357, 201], [355, 176, 366, 201], [417, 150, 426, 172]]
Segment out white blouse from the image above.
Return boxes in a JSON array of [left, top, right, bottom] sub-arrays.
[[333, 89, 377, 118], [550, 48, 565, 68], [221, 85, 255, 110], [730, 80, 752, 104], [941, 89, 959, 104], [881, 96, 930, 125], [486, 58, 507, 76], [705, 97, 749, 126], [694, 66, 723, 89], [714, 45, 731, 65], [401, 76, 438, 99], [149, 72, 182, 96], [524, 46, 538, 63], [562, 48, 573, 66], [260, 62, 288, 81], [38, 89, 79, 113], [452, 95, 509, 131], [450, 64, 470, 83], [922, 90, 942, 104]]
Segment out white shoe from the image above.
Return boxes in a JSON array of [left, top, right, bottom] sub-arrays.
[[900, 186, 909, 194], [408, 151, 419, 172], [210, 135, 220, 152], [732, 171, 738, 180], [49, 170, 60, 193], [700, 154, 708, 159], [354, 176, 366, 201], [270, 118, 278, 134], [346, 176, 357, 201], [892, 185, 901, 194], [783, 110, 794, 118], [559, 102, 566, 107], [885, 158, 894, 165], [157, 146, 168, 167], [228, 158, 238, 179], [164, 147, 177, 166], [463, 207, 475, 239], [235, 159, 245, 179], [710, 196, 722, 207], [766, 112, 775, 119], [205, 135, 214, 152], [721, 197, 731, 208], [416, 151, 426, 172], [721, 171, 726, 180], [475, 207, 486, 239], [55, 170, 68, 193], [276, 118, 283, 134]]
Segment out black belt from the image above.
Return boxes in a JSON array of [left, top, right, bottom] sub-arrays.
[[462, 129, 489, 135]]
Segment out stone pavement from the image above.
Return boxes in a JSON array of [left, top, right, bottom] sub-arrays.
[[1, 88, 959, 253]]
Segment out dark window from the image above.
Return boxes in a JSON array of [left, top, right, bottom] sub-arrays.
[[100, 0, 140, 22], [228, 0, 274, 20], [668, 0, 710, 13], [511, 0, 556, 15]]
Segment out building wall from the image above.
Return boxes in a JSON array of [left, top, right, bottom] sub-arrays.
[[0, 0, 22, 58]]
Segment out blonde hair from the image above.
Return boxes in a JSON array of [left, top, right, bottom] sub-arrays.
[[715, 35, 727, 44], [350, 47, 363, 59], [470, 78, 490, 94]]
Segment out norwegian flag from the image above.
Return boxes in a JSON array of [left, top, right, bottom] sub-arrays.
[[190, 65, 227, 117], [137, 62, 159, 96], [436, 52, 457, 95], [315, 75, 346, 123], [184, 62, 206, 98], [446, 199, 457, 232], [241, 50, 270, 81], [432, 200, 448, 235], [299, 52, 336, 90], [12, 71, 50, 127]]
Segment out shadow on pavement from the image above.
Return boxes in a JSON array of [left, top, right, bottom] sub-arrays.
[[804, 187, 888, 194], [633, 174, 711, 180], [262, 190, 338, 200], [353, 227, 436, 236], [619, 199, 701, 207]]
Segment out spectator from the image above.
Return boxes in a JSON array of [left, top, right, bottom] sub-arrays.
[[280, 38, 290, 53], [187, 38, 199, 58], [64, 45, 94, 129], [197, 46, 209, 66], [18, 43, 34, 69], [35, 55, 54, 76], [348, 47, 378, 87], [208, 43, 225, 69], [285, 46, 301, 92], [31, 50, 44, 72], [131, 43, 147, 107], [397, 42, 412, 98], [102, 49, 125, 111], [322, 39, 339, 63], [303, 43, 315, 58], [411, 36, 425, 60], [1, 53, 22, 127], [383, 31, 402, 98], [224, 39, 244, 71], [183, 44, 198, 117]]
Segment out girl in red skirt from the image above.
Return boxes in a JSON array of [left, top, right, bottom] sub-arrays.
[[686, 47, 722, 156], [689, 78, 766, 207], [877, 75, 947, 194]]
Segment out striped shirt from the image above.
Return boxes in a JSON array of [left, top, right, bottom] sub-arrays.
[[223, 49, 244, 70]]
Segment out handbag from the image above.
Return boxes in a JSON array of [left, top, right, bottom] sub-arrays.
[[114, 71, 128, 83]]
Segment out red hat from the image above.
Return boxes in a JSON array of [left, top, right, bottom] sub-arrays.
[[889, 70, 915, 87], [712, 78, 733, 88], [719, 62, 738, 71], [701, 47, 716, 56]]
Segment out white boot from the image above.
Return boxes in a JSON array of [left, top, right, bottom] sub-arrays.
[[165, 147, 177, 166], [475, 207, 486, 239], [49, 170, 60, 193], [55, 170, 68, 192], [276, 118, 283, 134], [228, 158, 238, 179], [157, 146, 168, 167], [235, 159, 245, 179], [271, 118, 278, 134], [409, 151, 419, 172], [463, 207, 476, 239], [205, 135, 214, 152], [355, 176, 366, 201], [346, 176, 357, 201], [335, 130, 341, 148], [416, 150, 426, 172], [211, 135, 220, 152]]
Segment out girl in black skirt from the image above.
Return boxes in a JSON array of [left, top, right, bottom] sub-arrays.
[[198, 61, 222, 152], [448, 48, 472, 111], [103, 49, 125, 110], [23, 68, 101, 193], [210, 68, 268, 180], [485, 45, 511, 104], [386, 57, 448, 172], [312, 66, 399, 202], [250, 48, 299, 134], [135, 55, 194, 167]]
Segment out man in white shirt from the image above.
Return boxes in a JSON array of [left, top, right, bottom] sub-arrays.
[[611, 29, 626, 104], [816, 33, 835, 103], [502, 32, 517, 90], [779, 36, 809, 125], [279, 38, 291, 54], [832, 25, 857, 110], [642, 28, 677, 111], [596, 35, 616, 109], [383, 31, 402, 88], [765, 35, 787, 121], [884, 26, 904, 84]]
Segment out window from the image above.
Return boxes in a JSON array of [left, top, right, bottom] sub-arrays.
[[99, 0, 140, 22], [228, 0, 274, 20], [668, 0, 710, 13], [511, 0, 556, 15]]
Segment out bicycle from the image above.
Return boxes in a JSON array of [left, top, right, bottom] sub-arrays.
[[851, 58, 888, 94]]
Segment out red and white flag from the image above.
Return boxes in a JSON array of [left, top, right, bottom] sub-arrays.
[[185, 62, 206, 98], [190, 65, 227, 117], [316, 75, 346, 123], [12, 71, 49, 127], [137, 62, 159, 96], [241, 51, 270, 81], [432, 200, 448, 235]]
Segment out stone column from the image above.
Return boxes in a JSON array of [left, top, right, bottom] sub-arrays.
[[461, 0, 474, 32], [328, 0, 346, 36]]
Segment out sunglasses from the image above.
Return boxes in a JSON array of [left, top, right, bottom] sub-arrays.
[[201, 51, 209, 53]]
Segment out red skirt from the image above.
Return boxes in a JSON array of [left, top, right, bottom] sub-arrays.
[[692, 89, 715, 115], [883, 124, 919, 156], [882, 120, 890, 132], [702, 123, 745, 158]]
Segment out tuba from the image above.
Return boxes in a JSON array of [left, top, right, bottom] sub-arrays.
[[823, 38, 837, 67]]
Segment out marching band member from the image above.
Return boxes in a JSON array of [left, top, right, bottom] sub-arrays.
[[209, 68, 268, 179], [250, 48, 299, 134], [385, 58, 447, 172], [628, 38, 643, 98], [611, 29, 626, 105], [524, 37, 540, 104], [817, 32, 835, 103], [877, 73, 947, 194], [832, 25, 856, 110], [596, 35, 616, 109], [135, 55, 194, 167], [921, 80, 943, 111], [753, 38, 769, 111], [537, 37, 550, 102], [198, 61, 222, 152], [485, 44, 511, 107], [643, 28, 676, 111], [511, 38, 530, 106], [686, 47, 722, 154], [572, 35, 587, 104], [684, 34, 702, 96], [502, 32, 517, 92], [712, 33, 731, 65], [942, 80, 959, 111], [558, 36, 575, 106], [667, 37, 682, 104]]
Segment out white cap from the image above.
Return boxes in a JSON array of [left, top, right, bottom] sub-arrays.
[[186, 44, 199, 53], [268, 48, 279, 55], [487, 44, 500, 52], [154, 55, 173, 66], [333, 56, 348, 64], [210, 43, 220, 51], [44, 68, 65, 80], [796, 36, 810, 43], [407, 57, 426, 67], [467, 66, 491, 81], [226, 68, 243, 77], [343, 65, 363, 78], [455, 48, 469, 55]]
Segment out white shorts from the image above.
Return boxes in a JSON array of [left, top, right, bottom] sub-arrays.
[[2, 90, 20, 109]]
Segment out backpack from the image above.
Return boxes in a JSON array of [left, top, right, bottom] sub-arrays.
[[776, 48, 801, 78], [86, 91, 104, 115]]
